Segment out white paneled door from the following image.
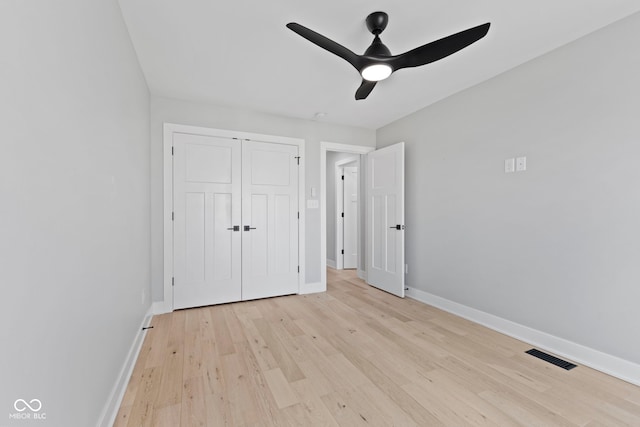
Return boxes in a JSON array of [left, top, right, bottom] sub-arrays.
[[366, 142, 405, 297], [343, 166, 358, 269], [173, 135, 299, 309], [173, 133, 242, 309], [242, 141, 299, 300]]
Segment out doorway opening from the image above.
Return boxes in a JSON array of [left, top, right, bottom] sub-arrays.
[[320, 142, 374, 291]]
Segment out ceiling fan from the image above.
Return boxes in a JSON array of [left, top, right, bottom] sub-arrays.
[[286, 12, 490, 100]]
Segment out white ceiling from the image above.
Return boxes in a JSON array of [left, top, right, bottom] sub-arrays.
[[118, 0, 640, 130]]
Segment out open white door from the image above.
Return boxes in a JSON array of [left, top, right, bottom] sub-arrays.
[[366, 142, 405, 297]]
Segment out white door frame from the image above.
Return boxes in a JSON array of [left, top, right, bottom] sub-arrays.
[[334, 157, 358, 270], [320, 142, 374, 291], [162, 123, 305, 313]]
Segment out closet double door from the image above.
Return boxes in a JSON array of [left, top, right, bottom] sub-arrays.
[[173, 133, 299, 309]]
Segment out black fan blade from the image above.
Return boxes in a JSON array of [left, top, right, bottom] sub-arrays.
[[391, 22, 490, 70], [355, 79, 377, 100], [286, 23, 361, 70]]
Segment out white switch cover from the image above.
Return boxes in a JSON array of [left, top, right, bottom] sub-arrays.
[[516, 156, 527, 172], [505, 158, 515, 173], [310, 187, 317, 197], [307, 199, 319, 209]]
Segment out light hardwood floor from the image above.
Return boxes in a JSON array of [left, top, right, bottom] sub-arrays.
[[115, 269, 640, 426]]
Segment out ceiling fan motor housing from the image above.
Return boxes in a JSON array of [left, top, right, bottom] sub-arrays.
[[366, 11, 389, 35], [364, 36, 391, 57]]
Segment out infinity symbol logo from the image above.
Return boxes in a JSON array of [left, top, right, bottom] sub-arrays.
[[14, 399, 42, 412]]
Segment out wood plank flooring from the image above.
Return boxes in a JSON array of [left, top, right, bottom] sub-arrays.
[[115, 269, 640, 426]]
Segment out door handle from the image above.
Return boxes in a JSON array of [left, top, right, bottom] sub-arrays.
[[389, 224, 405, 230], [244, 225, 257, 231], [227, 225, 240, 232]]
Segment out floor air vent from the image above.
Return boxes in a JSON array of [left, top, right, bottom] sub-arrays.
[[525, 349, 577, 370]]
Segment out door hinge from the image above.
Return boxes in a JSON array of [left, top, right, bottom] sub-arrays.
[[341, 212, 344, 218], [172, 212, 174, 221], [297, 212, 299, 219], [171, 146, 174, 156], [172, 277, 175, 286], [341, 249, 344, 255], [342, 175, 344, 180], [295, 156, 301, 165], [297, 266, 300, 273]]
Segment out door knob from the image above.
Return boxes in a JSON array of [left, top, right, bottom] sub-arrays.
[[389, 224, 405, 230], [244, 225, 257, 231], [227, 225, 240, 231]]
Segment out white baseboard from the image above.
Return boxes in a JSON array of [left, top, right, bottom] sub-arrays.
[[299, 281, 326, 295], [357, 269, 366, 281], [98, 306, 154, 427], [406, 286, 640, 387], [326, 259, 336, 269]]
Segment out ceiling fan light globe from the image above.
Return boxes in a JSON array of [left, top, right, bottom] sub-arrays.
[[361, 64, 392, 82]]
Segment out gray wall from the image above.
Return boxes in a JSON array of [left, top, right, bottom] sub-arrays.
[[326, 152, 359, 264], [377, 12, 640, 364], [0, 1, 151, 425], [150, 96, 376, 299]]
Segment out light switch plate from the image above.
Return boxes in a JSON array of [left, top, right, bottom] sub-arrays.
[[505, 158, 515, 173], [516, 156, 527, 172], [307, 199, 319, 209]]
